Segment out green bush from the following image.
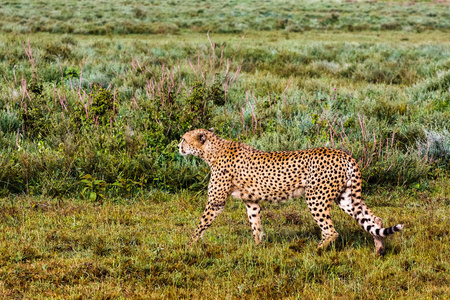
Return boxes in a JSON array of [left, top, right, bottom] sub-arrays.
[[43, 43, 72, 61], [0, 23, 448, 197], [0, 110, 21, 134], [72, 85, 118, 129], [19, 79, 56, 138]]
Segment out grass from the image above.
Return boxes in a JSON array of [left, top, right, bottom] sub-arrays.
[[0, 30, 448, 196], [0, 0, 449, 298], [0, 0, 448, 35], [0, 176, 449, 298]]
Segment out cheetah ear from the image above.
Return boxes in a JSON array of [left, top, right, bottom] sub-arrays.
[[199, 133, 207, 144], [208, 128, 214, 133]]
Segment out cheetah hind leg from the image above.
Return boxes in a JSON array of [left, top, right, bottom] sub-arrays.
[[373, 217, 385, 256], [337, 187, 386, 256], [316, 232, 339, 254], [306, 194, 339, 253]]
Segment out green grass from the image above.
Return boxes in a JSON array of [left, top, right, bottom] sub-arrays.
[[1, 176, 449, 298], [0, 30, 448, 196], [0, 0, 448, 35]]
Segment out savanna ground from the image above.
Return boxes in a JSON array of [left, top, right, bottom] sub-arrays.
[[0, 0, 449, 298], [0, 178, 449, 299]]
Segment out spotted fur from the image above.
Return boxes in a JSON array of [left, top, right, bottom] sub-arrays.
[[178, 128, 404, 255]]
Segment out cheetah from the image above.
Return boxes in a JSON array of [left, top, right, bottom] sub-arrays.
[[178, 128, 404, 255]]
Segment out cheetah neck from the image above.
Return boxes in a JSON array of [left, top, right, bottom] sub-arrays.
[[202, 136, 238, 166]]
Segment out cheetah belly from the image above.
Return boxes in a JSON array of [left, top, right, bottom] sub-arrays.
[[230, 186, 258, 201], [230, 188, 248, 200], [230, 184, 305, 203], [290, 187, 306, 199]]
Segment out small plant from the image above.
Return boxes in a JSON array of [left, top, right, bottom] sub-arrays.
[[89, 85, 118, 126], [181, 81, 212, 131], [79, 174, 107, 202], [72, 84, 118, 129], [64, 66, 80, 79], [0, 110, 21, 134], [207, 77, 226, 106], [19, 78, 54, 137], [43, 43, 72, 60], [111, 176, 147, 197]]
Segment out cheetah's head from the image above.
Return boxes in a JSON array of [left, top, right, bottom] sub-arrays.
[[178, 128, 215, 159]]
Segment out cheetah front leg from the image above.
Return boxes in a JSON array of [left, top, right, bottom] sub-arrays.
[[245, 202, 264, 244], [187, 173, 231, 247]]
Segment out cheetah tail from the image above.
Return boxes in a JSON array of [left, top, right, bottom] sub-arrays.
[[370, 224, 404, 238], [348, 161, 404, 238]]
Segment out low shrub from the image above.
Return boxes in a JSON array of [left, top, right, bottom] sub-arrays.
[[0, 110, 21, 134], [0, 30, 448, 197]]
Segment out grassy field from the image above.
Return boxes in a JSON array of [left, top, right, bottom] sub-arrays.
[[0, 177, 449, 298], [0, 0, 449, 298], [1, 0, 448, 35]]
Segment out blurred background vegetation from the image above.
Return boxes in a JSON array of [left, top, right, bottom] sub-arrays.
[[0, 0, 448, 199], [0, 0, 448, 34]]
